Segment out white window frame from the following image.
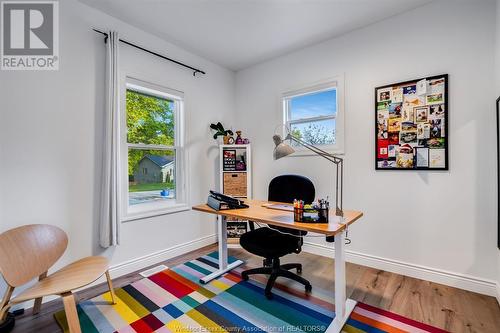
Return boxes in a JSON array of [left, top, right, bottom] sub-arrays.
[[282, 76, 345, 155], [121, 77, 188, 222]]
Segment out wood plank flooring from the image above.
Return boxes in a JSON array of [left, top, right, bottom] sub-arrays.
[[9, 244, 500, 333]]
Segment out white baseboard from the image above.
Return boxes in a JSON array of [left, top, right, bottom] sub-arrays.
[[12, 234, 217, 312], [496, 282, 500, 305], [302, 241, 498, 297], [107, 234, 216, 278]]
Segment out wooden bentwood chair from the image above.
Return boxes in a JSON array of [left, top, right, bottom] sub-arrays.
[[0, 224, 116, 333]]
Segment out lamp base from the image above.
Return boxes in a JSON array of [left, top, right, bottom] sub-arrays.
[[335, 207, 343, 217], [0, 313, 15, 333]]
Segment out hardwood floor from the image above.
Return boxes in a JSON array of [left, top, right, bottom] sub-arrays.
[[9, 244, 500, 333]]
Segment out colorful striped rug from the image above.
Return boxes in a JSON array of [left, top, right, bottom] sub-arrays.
[[55, 252, 448, 333]]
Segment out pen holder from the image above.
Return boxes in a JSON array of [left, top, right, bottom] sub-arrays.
[[316, 207, 329, 223], [294, 207, 329, 223], [293, 207, 304, 222]]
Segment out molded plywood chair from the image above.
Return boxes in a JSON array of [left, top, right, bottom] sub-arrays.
[[0, 224, 116, 333]]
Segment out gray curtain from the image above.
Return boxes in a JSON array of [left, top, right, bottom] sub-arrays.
[[99, 31, 121, 248]]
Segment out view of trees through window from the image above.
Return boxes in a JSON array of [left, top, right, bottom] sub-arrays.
[[287, 88, 337, 146], [290, 120, 336, 145], [126, 89, 176, 206]]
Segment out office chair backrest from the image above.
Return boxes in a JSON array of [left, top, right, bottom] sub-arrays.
[[268, 175, 315, 204], [268, 175, 315, 237], [0, 224, 68, 287]]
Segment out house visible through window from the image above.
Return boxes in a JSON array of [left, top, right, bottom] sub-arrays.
[[283, 80, 343, 152], [123, 78, 186, 219]]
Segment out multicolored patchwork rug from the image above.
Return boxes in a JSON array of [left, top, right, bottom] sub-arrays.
[[55, 252, 448, 332]]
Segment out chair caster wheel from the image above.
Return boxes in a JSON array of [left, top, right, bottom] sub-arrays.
[[297, 267, 302, 274], [0, 313, 15, 333], [241, 273, 249, 281], [265, 292, 273, 300], [305, 284, 312, 293]]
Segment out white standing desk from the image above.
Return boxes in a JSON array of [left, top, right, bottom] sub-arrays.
[[192, 199, 363, 333]]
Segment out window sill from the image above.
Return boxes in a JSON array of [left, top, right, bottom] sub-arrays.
[[289, 146, 344, 157], [122, 203, 190, 223]]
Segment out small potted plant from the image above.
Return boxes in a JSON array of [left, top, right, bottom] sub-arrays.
[[210, 122, 234, 144]]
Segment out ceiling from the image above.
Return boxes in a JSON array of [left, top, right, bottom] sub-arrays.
[[80, 0, 434, 71]]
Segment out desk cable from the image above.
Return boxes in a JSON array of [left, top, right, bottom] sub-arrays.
[[345, 224, 352, 244], [254, 222, 351, 245]]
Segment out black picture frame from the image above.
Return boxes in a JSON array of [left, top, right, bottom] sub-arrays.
[[497, 96, 500, 249], [375, 74, 449, 171]]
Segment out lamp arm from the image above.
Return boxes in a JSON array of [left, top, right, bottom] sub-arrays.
[[286, 134, 343, 164], [285, 133, 344, 217]]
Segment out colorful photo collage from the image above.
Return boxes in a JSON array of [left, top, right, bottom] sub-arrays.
[[376, 75, 448, 169]]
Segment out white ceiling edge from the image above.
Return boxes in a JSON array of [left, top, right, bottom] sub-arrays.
[[234, 1, 437, 72], [77, 0, 436, 72]]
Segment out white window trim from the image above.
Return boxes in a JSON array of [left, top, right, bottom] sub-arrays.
[[282, 75, 345, 156], [120, 77, 188, 222]]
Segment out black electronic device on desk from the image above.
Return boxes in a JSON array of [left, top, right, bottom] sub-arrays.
[[207, 190, 249, 211]]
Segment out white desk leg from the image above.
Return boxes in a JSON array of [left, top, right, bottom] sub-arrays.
[[218, 215, 228, 270], [200, 215, 244, 284], [325, 230, 357, 333]]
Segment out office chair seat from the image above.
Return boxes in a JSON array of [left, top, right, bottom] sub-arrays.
[[240, 227, 299, 258]]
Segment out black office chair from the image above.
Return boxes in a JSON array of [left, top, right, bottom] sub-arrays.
[[240, 175, 314, 299]]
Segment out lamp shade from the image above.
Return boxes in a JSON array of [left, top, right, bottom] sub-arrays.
[[272, 134, 295, 160]]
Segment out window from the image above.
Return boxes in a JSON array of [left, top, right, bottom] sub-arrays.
[[283, 79, 344, 153], [122, 78, 187, 221]]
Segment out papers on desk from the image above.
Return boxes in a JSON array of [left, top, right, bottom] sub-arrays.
[[261, 203, 294, 212]]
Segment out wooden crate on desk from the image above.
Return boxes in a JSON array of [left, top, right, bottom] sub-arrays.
[[223, 172, 247, 197]]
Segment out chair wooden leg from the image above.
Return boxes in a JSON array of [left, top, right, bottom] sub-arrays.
[[61, 292, 81, 333], [0, 286, 14, 322], [105, 271, 117, 305], [33, 297, 43, 315], [33, 272, 47, 315]]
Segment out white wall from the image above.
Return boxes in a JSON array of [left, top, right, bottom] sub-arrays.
[[0, 0, 234, 301], [235, 0, 498, 294], [496, 0, 500, 303]]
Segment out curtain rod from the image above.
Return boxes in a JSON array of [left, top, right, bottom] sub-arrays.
[[93, 29, 206, 77]]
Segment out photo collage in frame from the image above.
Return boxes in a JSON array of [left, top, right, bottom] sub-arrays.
[[375, 74, 448, 170]]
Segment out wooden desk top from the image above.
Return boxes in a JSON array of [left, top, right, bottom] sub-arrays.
[[192, 199, 363, 236]]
